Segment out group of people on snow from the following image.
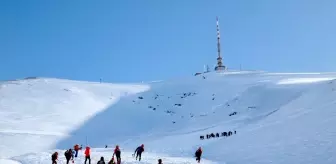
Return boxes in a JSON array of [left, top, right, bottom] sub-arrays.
[[52, 144, 82, 164], [51, 143, 202, 164], [200, 130, 237, 140]]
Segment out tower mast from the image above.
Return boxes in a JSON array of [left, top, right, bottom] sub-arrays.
[[215, 16, 226, 71]]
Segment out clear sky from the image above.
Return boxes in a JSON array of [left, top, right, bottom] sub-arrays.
[[1, 0, 336, 83]]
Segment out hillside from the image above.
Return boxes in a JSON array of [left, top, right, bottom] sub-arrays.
[[1, 72, 336, 164], [0, 78, 149, 159]]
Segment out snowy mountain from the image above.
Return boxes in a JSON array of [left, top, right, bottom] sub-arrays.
[[1, 72, 336, 164]]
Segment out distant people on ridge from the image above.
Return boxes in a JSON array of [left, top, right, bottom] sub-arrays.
[[202, 130, 237, 140]]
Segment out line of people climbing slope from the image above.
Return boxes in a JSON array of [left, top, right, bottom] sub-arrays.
[[51, 143, 185, 164]]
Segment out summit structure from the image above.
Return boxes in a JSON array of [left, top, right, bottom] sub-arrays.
[[214, 16, 226, 71]]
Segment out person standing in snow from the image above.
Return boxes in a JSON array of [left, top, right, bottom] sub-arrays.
[[97, 156, 106, 164], [113, 145, 121, 164], [133, 144, 145, 161], [195, 147, 202, 163], [84, 146, 91, 164], [51, 152, 58, 164], [73, 144, 81, 158], [64, 149, 73, 164], [158, 159, 163, 164]]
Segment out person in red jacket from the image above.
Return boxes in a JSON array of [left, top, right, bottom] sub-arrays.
[[195, 147, 202, 163], [84, 146, 91, 164], [113, 145, 121, 164]]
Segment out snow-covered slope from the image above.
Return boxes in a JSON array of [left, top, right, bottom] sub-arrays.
[[1, 72, 336, 164], [0, 78, 149, 159]]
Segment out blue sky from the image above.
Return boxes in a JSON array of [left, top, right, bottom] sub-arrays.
[[1, 0, 336, 82]]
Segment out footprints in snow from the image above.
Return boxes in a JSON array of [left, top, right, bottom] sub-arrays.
[[132, 92, 251, 124]]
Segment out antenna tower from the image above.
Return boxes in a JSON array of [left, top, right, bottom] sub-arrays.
[[214, 16, 226, 71]]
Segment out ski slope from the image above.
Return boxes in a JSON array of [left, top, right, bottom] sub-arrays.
[[1, 72, 336, 163]]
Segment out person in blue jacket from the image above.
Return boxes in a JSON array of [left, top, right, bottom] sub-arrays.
[[133, 144, 145, 161]]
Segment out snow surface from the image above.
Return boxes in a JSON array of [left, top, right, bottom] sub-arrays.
[[1, 72, 336, 163]]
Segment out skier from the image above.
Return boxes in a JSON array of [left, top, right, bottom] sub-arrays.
[[158, 159, 163, 164], [51, 152, 58, 164], [84, 146, 91, 164], [195, 147, 202, 163], [73, 144, 82, 157], [97, 156, 106, 164], [113, 145, 121, 164], [64, 149, 73, 164], [133, 144, 144, 161]]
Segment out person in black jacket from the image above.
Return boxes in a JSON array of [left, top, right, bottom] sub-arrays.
[[97, 156, 105, 164], [64, 149, 73, 164], [51, 152, 58, 164], [195, 147, 202, 163], [133, 144, 145, 161]]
